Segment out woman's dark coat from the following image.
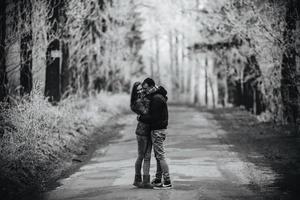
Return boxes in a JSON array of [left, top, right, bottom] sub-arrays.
[[131, 97, 151, 137]]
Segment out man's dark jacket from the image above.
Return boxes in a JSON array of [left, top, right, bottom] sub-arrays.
[[139, 86, 168, 130]]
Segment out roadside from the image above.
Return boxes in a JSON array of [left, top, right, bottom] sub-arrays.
[[207, 107, 300, 199], [0, 92, 130, 200], [45, 115, 127, 192]]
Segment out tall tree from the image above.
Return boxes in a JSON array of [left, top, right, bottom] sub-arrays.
[[0, 0, 7, 100], [194, 55, 200, 104], [20, 0, 33, 95], [281, 0, 299, 123], [169, 30, 174, 95], [45, 0, 69, 101], [149, 38, 154, 78], [204, 57, 208, 105], [180, 34, 186, 93], [155, 34, 160, 84], [174, 31, 180, 92]]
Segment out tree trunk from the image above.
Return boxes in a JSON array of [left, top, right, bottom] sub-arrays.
[[295, 3, 300, 133], [194, 56, 200, 104], [61, 41, 69, 96], [59, 0, 69, 96], [155, 34, 160, 85], [20, 0, 33, 95], [0, 0, 7, 100], [205, 57, 208, 106], [252, 84, 257, 115], [169, 31, 174, 95], [181, 34, 186, 93], [209, 77, 215, 108], [150, 57, 154, 78], [224, 71, 229, 107], [45, 39, 60, 102], [240, 66, 245, 99], [175, 31, 180, 93], [281, 0, 299, 124], [190, 55, 195, 104], [149, 38, 154, 78], [186, 53, 192, 94]]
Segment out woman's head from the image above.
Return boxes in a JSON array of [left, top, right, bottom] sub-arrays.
[[130, 82, 141, 105]]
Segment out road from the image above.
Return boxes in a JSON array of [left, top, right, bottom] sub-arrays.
[[45, 106, 277, 200]]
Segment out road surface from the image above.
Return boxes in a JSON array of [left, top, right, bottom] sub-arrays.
[[45, 106, 277, 200]]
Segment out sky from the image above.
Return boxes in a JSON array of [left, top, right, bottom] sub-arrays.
[[136, 0, 227, 73]]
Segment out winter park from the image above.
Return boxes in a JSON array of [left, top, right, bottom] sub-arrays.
[[0, 0, 300, 199]]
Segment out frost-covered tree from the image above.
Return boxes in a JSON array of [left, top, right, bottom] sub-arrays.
[[66, 0, 143, 95]]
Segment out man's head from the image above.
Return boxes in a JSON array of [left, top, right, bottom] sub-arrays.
[[142, 78, 155, 90]]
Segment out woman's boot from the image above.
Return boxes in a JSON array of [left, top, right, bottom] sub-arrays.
[[142, 175, 153, 189], [133, 174, 142, 187]]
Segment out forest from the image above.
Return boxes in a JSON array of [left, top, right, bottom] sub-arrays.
[[0, 0, 300, 199], [1, 0, 299, 123]]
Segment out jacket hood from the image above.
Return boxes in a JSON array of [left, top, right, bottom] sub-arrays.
[[154, 86, 168, 101]]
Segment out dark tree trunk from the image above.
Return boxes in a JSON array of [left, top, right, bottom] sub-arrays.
[[61, 41, 69, 96], [45, 0, 69, 101], [83, 66, 89, 97], [281, 0, 299, 123], [20, 0, 32, 95], [45, 39, 60, 102], [0, 0, 7, 100]]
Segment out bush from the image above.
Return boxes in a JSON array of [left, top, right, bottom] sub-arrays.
[[0, 87, 129, 199]]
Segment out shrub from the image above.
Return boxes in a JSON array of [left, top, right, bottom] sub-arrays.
[[0, 86, 129, 198]]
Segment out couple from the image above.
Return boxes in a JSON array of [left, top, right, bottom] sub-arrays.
[[130, 78, 172, 189]]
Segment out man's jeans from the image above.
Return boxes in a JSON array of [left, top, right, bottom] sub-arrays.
[[135, 135, 152, 176], [151, 129, 170, 181]]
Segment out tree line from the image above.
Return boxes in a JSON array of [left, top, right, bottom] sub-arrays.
[[139, 0, 300, 131], [0, 0, 144, 102], [0, 0, 299, 131]]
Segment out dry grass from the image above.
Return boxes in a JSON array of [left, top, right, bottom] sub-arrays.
[[0, 88, 129, 199]]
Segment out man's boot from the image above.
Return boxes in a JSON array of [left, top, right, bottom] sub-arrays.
[[142, 175, 153, 189], [133, 174, 142, 187], [154, 177, 172, 190]]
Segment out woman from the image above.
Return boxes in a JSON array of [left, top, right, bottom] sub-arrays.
[[130, 82, 152, 189]]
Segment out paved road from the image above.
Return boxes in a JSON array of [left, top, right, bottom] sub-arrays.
[[46, 106, 277, 200]]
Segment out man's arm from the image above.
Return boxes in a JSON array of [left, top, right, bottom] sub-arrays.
[[139, 96, 162, 123]]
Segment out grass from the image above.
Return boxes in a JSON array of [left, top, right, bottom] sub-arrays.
[[0, 88, 130, 200]]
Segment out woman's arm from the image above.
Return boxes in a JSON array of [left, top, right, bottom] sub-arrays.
[[131, 101, 140, 114], [131, 99, 147, 115]]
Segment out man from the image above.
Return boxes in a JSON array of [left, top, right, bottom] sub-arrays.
[[138, 78, 172, 189]]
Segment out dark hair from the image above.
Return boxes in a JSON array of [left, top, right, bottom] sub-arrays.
[[142, 78, 155, 87], [130, 82, 141, 108]]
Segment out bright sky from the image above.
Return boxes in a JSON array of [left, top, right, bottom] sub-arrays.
[[136, 0, 226, 67]]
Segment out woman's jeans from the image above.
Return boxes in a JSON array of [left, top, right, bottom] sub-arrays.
[[151, 129, 170, 181], [135, 135, 152, 176]]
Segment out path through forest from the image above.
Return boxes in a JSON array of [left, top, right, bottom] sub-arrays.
[[45, 106, 279, 200]]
